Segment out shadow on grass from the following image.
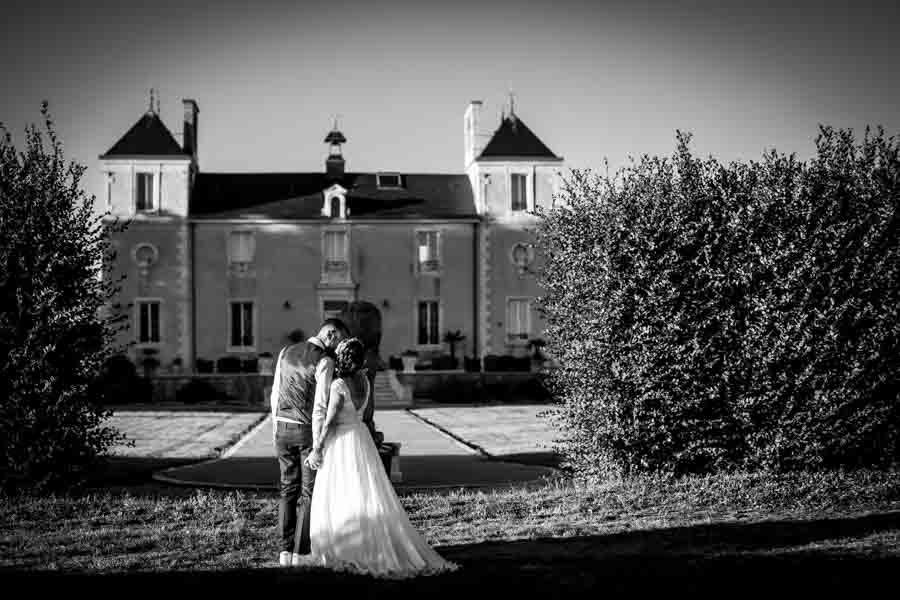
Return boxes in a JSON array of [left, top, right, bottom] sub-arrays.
[[3, 511, 898, 593]]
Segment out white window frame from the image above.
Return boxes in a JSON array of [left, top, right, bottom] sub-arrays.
[[134, 170, 158, 213], [134, 297, 163, 348], [506, 296, 532, 345], [376, 172, 403, 189], [414, 228, 442, 276], [414, 297, 443, 350], [321, 226, 351, 275], [227, 298, 257, 353], [227, 229, 255, 276], [320, 297, 351, 322], [509, 169, 533, 213]]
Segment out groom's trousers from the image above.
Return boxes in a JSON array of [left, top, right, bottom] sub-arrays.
[[275, 421, 317, 555]]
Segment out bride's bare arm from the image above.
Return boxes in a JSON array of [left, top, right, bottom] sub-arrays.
[[314, 380, 344, 454]]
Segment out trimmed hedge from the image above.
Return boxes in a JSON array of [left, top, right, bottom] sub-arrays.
[[535, 127, 900, 478]]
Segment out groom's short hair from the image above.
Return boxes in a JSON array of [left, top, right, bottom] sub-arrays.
[[320, 317, 350, 337]]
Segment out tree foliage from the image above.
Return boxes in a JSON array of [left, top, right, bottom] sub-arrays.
[[535, 127, 900, 479], [0, 103, 129, 492]]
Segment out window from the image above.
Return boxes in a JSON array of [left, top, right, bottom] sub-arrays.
[[417, 300, 440, 346], [136, 172, 155, 211], [330, 197, 341, 218], [228, 231, 255, 274], [416, 230, 440, 273], [324, 230, 349, 271], [322, 299, 349, 320], [377, 173, 403, 188], [136, 300, 160, 344], [511, 173, 527, 211], [507, 298, 531, 342], [229, 301, 255, 350]]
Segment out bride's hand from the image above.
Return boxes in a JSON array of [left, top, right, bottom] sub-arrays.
[[305, 449, 323, 469]]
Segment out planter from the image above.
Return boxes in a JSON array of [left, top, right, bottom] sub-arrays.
[[401, 356, 417, 373], [258, 357, 276, 374]]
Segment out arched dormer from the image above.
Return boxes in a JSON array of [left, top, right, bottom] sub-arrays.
[[321, 183, 348, 219]]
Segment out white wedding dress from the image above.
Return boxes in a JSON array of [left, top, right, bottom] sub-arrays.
[[309, 373, 459, 579]]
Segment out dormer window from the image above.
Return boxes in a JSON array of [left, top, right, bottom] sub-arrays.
[[136, 172, 156, 211], [511, 173, 527, 211], [377, 173, 403, 189]]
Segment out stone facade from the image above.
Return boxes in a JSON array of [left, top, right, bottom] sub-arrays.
[[100, 96, 564, 371]]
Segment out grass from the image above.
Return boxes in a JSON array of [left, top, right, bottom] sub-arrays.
[[2, 467, 899, 593]]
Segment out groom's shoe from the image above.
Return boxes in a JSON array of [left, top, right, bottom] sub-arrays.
[[279, 551, 291, 567]]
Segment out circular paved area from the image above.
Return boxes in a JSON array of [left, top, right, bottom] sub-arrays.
[[154, 408, 559, 493]]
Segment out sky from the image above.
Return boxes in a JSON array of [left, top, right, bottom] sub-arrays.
[[2, 0, 899, 212]]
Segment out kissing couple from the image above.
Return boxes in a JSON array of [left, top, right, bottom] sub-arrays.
[[270, 318, 458, 579]]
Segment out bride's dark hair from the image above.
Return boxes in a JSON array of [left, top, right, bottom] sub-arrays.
[[334, 337, 365, 379]]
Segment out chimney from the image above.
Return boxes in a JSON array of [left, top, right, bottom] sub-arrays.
[[182, 99, 199, 161], [324, 125, 347, 180], [464, 100, 489, 167]]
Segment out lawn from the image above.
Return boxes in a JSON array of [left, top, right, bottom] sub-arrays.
[[2, 408, 898, 593], [2, 468, 898, 593]]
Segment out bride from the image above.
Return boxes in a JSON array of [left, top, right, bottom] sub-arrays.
[[305, 337, 459, 578]]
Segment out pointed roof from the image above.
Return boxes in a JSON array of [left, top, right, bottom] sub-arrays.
[[477, 114, 562, 161], [100, 112, 189, 159]]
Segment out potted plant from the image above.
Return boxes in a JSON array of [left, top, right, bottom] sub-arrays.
[[258, 352, 275, 374], [139, 348, 160, 378], [527, 338, 547, 371], [442, 330, 466, 370], [170, 356, 183, 375], [400, 350, 418, 374]]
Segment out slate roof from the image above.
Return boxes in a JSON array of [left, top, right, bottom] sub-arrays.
[[100, 112, 189, 158], [190, 172, 477, 220], [478, 114, 561, 160]]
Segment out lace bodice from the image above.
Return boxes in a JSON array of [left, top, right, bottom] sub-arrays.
[[329, 374, 369, 427]]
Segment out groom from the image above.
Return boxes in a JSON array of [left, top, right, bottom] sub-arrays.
[[270, 318, 349, 567]]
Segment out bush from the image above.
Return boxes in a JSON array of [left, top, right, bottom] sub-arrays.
[[498, 355, 517, 372], [535, 127, 900, 479], [0, 104, 129, 491], [388, 355, 403, 371], [286, 329, 305, 344], [95, 355, 151, 405], [241, 358, 258, 373], [176, 379, 218, 404], [216, 356, 242, 373], [195, 358, 214, 373]]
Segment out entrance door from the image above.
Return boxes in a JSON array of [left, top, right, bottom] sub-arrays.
[[322, 299, 349, 321]]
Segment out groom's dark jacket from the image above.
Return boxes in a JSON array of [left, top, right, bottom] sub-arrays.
[[274, 340, 328, 440]]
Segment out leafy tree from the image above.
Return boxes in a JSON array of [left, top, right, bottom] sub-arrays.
[[535, 127, 899, 479], [0, 103, 129, 492]]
